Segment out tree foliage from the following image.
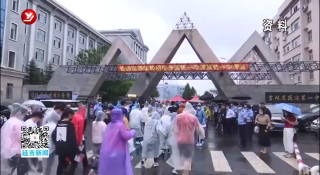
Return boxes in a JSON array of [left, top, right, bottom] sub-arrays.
[[191, 87, 197, 97], [25, 59, 43, 85], [202, 91, 213, 97], [43, 62, 54, 84], [150, 89, 160, 99], [75, 45, 110, 65], [182, 83, 194, 100]]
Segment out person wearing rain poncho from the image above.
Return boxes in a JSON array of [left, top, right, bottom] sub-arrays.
[[129, 103, 144, 144], [116, 102, 130, 129], [1, 103, 29, 175], [43, 110, 61, 175], [155, 102, 164, 116], [160, 109, 172, 153], [167, 102, 205, 175], [92, 111, 107, 158], [141, 101, 150, 133], [141, 111, 165, 167], [98, 109, 136, 175]]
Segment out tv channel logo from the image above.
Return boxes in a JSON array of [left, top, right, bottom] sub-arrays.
[[21, 9, 37, 25]]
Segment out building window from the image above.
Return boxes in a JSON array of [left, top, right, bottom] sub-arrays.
[[307, 30, 312, 42], [309, 71, 314, 81], [35, 48, 44, 61], [24, 25, 27, 34], [89, 39, 95, 49], [26, 2, 28, 9], [8, 51, 15, 68], [53, 36, 61, 48], [23, 43, 26, 56], [52, 54, 60, 65], [292, 54, 301, 62], [9, 23, 18, 41], [291, 3, 299, 14], [291, 18, 299, 32], [284, 58, 292, 63], [12, 0, 19, 13], [305, 0, 311, 4], [307, 11, 312, 23], [36, 28, 46, 42], [97, 43, 102, 49], [67, 43, 74, 53], [79, 34, 85, 44], [283, 43, 290, 54], [67, 59, 73, 65], [37, 9, 47, 24], [6, 83, 13, 99], [292, 36, 300, 48], [308, 50, 313, 60], [68, 27, 74, 38], [54, 19, 62, 32]]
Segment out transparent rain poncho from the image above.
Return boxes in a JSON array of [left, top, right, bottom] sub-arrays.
[[1, 103, 29, 174], [155, 102, 164, 116], [160, 109, 172, 149], [141, 101, 149, 123], [141, 111, 165, 159], [166, 102, 205, 171], [98, 109, 136, 175], [129, 104, 143, 131]]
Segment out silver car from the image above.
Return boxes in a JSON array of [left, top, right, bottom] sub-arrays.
[[310, 118, 319, 135]]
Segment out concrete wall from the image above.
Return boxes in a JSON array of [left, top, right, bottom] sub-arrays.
[[1, 69, 26, 103]]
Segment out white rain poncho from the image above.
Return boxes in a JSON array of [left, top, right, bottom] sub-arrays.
[[155, 102, 164, 116], [160, 109, 172, 149], [169, 112, 178, 121], [166, 102, 205, 171], [43, 110, 61, 154], [141, 111, 165, 159], [141, 101, 149, 123], [129, 103, 143, 138], [1, 103, 29, 174]]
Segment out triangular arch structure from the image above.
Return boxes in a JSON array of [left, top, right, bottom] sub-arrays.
[[48, 36, 143, 98], [227, 31, 286, 85], [127, 29, 237, 98]]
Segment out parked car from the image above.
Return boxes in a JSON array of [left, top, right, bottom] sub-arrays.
[[268, 105, 287, 132], [0, 102, 12, 128], [310, 118, 319, 136], [40, 99, 81, 112], [297, 106, 320, 132]]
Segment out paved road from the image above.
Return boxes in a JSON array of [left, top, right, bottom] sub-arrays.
[[3, 122, 319, 175]]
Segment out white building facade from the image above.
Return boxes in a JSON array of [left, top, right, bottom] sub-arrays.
[[156, 83, 185, 101]]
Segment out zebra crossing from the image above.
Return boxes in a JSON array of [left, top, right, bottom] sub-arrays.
[[132, 151, 319, 174]]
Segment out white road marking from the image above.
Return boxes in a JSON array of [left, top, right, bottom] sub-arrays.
[[273, 152, 298, 170], [305, 153, 320, 160], [210, 151, 232, 172], [241, 152, 275, 174], [135, 158, 155, 168], [87, 150, 94, 158]]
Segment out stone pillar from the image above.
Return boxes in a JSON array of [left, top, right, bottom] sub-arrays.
[[28, 2, 37, 61], [75, 29, 80, 56], [62, 21, 68, 65], [47, 13, 54, 64], [86, 35, 90, 49]]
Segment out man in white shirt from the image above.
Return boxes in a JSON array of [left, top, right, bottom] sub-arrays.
[[225, 105, 236, 134]]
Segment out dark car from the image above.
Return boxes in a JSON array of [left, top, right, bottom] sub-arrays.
[[0, 102, 12, 128], [297, 106, 320, 132]]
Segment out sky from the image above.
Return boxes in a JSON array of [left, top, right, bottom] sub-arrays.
[[57, 0, 285, 95]]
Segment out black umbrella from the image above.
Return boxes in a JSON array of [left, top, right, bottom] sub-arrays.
[[231, 93, 252, 100], [35, 94, 52, 100], [211, 95, 229, 103]]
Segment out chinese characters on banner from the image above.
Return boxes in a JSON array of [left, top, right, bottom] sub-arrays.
[[117, 63, 249, 73], [262, 19, 288, 32], [265, 92, 320, 104], [29, 91, 72, 100]]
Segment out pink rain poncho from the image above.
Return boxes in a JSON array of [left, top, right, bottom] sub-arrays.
[[98, 109, 136, 175]]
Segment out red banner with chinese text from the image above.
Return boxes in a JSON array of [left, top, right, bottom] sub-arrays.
[[116, 63, 249, 73]]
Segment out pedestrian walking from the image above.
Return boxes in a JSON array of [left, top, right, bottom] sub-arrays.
[[282, 110, 297, 158], [255, 108, 271, 154], [43, 110, 61, 175], [244, 104, 254, 142], [141, 101, 150, 133], [195, 104, 206, 147], [160, 109, 172, 153], [155, 102, 164, 116], [52, 109, 79, 175], [129, 103, 144, 144], [225, 104, 236, 135], [98, 109, 136, 175], [237, 106, 247, 148], [92, 111, 107, 158], [1, 103, 29, 175], [94, 99, 103, 119], [219, 104, 227, 133], [141, 111, 165, 168]]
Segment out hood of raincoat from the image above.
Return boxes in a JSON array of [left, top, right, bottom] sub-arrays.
[[163, 109, 170, 116], [76, 106, 86, 119], [169, 112, 178, 121], [183, 102, 196, 115], [148, 106, 154, 113], [116, 102, 121, 109], [144, 101, 149, 108], [151, 111, 161, 120], [111, 109, 124, 123], [177, 103, 186, 114], [132, 103, 140, 111], [96, 111, 106, 121], [9, 103, 29, 120]]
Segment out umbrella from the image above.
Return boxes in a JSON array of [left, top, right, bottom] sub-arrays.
[[22, 100, 45, 109], [35, 94, 52, 100], [211, 95, 229, 103], [231, 93, 252, 100], [275, 103, 302, 116]]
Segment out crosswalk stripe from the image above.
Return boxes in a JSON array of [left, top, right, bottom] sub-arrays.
[[210, 151, 232, 172], [305, 153, 320, 160], [241, 152, 275, 174], [273, 152, 298, 170], [135, 158, 155, 168]]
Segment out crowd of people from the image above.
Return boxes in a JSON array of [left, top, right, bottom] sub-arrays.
[[0, 98, 299, 175]]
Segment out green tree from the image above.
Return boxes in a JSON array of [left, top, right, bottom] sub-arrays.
[[43, 62, 54, 84], [25, 59, 42, 84], [201, 91, 213, 97], [75, 44, 133, 102], [182, 83, 193, 100], [191, 87, 197, 97], [150, 89, 160, 99]]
